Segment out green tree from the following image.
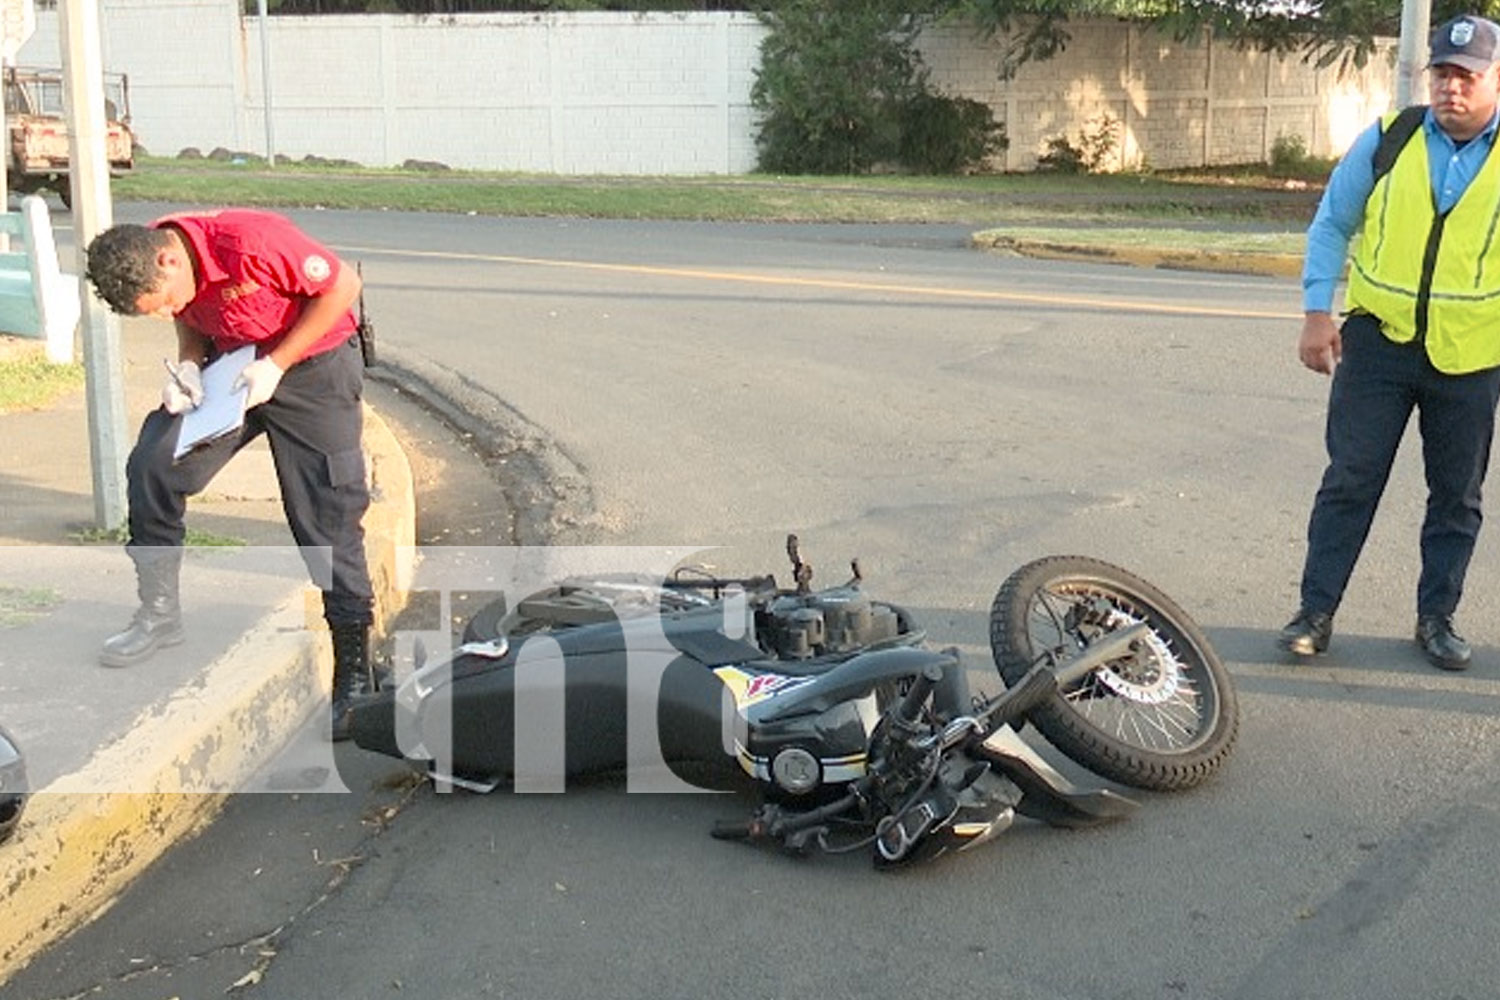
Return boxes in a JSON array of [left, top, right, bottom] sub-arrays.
[[750, 0, 924, 172], [751, 0, 1003, 174], [951, 0, 1500, 77], [751, 0, 930, 173], [249, 0, 755, 13]]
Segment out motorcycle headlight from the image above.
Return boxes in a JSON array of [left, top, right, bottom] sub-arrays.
[[770, 747, 821, 795]]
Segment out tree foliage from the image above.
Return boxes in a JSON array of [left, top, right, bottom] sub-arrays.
[[750, 0, 1004, 174], [249, 0, 750, 13], [244, 0, 1486, 91], [750, 1, 926, 173], [950, 0, 1500, 78]]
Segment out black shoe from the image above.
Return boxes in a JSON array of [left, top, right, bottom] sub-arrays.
[[1415, 615, 1471, 671], [326, 624, 373, 743], [1278, 610, 1332, 657], [99, 611, 184, 668], [100, 550, 184, 668], [329, 695, 355, 743]]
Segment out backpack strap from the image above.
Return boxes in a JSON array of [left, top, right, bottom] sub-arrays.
[[1372, 104, 1428, 184]]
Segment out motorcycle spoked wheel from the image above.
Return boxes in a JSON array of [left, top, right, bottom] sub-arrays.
[[990, 556, 1238, 792]]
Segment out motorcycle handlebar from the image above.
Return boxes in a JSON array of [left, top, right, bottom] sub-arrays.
[[665, 572, 776, 595], [895, 663, 944, 727], [715, 791, 862, 845], [710, 819, 755, 841]]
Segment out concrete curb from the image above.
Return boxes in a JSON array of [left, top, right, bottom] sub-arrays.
[[970, 232, 1303, 279], [0, 403, 415, 985]]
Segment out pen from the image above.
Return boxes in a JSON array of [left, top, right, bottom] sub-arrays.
[[163, 358, 192, 395]]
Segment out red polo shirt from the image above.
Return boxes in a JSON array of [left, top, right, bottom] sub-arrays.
[[151, 209, 356, 360]]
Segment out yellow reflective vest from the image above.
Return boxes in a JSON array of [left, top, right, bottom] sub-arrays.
[[1346, 113, 1500, 374]]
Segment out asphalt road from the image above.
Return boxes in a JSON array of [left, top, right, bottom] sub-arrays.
[[11, 207, 1500, 1000]]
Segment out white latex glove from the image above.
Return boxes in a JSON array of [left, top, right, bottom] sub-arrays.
[[161, 360, 204, 415], [233, 357, 285, 409]]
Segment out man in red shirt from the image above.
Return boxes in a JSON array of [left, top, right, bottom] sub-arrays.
[[85, 210, 374, 740]]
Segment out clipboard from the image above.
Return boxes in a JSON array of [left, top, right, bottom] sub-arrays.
[[173, 345, 256, 461]]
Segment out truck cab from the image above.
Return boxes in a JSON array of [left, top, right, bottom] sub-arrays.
[[4, 66, 135, 208]]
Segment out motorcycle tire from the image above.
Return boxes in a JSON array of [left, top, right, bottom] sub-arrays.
[[990, 556, 1237, 792]]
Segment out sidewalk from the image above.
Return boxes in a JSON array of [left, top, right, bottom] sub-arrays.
[[0, 325, 415, 984]]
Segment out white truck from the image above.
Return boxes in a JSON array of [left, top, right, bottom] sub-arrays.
[[4, 66, 134, 208]]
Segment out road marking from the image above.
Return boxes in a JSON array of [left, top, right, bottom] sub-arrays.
[[335, 244, 1299, 321]]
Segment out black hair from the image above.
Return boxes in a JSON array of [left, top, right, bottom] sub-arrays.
[[84, 225, 172, 315]]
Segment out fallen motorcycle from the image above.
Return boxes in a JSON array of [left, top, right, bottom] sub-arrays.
[[351, 537, 1238, 866], [0, 725, 26, 847]]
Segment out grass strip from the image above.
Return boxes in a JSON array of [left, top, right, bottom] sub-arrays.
[[0, 351, 84, 414]]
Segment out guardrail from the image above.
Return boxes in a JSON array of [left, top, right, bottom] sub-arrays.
[[0, 195, 78, 363]]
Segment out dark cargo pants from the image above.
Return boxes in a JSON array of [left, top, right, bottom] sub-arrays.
[[124, 337, 374, 627], [1300, 313, 1500, 619]]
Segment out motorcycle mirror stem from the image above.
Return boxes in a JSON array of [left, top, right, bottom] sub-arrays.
[[785, 533, 813, 594]]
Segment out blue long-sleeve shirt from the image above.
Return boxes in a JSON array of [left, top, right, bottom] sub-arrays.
[[1302, 109, 1500, 313]]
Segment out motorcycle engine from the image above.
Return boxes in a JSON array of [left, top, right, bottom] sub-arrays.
[[762, 586, 900, 660]]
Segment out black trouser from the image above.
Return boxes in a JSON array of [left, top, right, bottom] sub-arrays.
[[1300, 313, 1500, 619], [125, 337, 374, 628]]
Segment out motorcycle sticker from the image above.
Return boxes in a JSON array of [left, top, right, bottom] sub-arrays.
[[713, 667, 817, 709]]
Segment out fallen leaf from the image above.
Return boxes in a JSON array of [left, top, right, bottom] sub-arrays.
[[227, 968, 263, 992]]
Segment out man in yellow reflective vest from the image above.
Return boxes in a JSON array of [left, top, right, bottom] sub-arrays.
[[1281, 14, 1500, 671]]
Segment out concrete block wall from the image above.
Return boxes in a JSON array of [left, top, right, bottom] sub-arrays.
[[18, 7, 1393, 175], [917, 20, 1395, 171], [20, 8, 763, 174]]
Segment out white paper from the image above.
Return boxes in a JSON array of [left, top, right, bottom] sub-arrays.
[[173, 345, 255, 460]]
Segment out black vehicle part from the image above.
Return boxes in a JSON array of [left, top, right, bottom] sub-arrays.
[[459, 574, 777, 646], [0, 725, 27, 846], [355, 261, 377, 367], [974, 728, 1138, 828], [894, 663, 941, 727], [461, 593, 509, 646], [362, 588, 945, 792], [351, 640, 748, 791], [989, 556, 1238, 792]]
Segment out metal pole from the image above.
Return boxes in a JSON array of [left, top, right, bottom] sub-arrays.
[[59, 0, 128, 530], [1, 65, 10, 248], [1395, 0, 1432, 108], [258, 0, 274, 168]]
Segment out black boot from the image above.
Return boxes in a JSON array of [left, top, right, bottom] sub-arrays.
[[328, 623, 373, 742], [100, 551, 185, 668]]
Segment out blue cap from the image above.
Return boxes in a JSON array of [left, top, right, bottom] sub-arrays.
[[1430, 15, 1500, 71]]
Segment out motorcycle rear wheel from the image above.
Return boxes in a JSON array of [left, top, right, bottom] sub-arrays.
[[990, 556, 1237, 792]]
